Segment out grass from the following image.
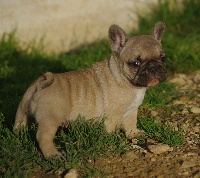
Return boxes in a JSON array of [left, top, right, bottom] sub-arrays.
[[0, 113, 131, 177], [1, 0, 200, 177], [137, 117, 185, 147]]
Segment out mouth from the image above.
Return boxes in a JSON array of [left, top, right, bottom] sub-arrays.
[[147, 78, 160, 87], [130, 73, 167, 87]]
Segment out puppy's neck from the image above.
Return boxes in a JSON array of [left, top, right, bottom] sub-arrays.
[[107, 55, 132, 87]]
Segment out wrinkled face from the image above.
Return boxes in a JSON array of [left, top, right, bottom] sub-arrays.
[[120, 36, 167, 87]]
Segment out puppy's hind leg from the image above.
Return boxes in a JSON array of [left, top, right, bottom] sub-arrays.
[[36, 120, 61, 157]]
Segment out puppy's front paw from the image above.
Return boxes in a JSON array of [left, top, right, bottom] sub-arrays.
[[41, 147, 63, 158]]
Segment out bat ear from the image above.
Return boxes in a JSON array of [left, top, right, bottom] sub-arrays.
[[108, 25, 128, 54], [153, 21, 165, 42]]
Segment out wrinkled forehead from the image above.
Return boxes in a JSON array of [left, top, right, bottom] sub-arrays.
[[122, 35, 163, 60]]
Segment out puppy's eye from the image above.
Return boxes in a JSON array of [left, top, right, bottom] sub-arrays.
[[128, 60, 141, 67]]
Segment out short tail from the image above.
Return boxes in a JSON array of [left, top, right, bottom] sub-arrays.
[[14, 103, 29, 130], [13, 72, 54, 131], [13, 83, 37, 131]]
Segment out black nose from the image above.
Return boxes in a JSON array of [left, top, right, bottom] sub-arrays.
[[147, 67, 158, 74], [150, 67, 157, 73]]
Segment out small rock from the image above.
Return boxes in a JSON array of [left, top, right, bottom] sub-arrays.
[[173, 100, 185, 105], [183, 152, 198, 158], [131, 144, 143, 150], [195, 117, 200, 122], [181, 160, 198, 169], [187, 140, 193, 144], [131, 138, 138, 144], [193, 126, 200, 133], [151, 110, 159, 117], [181, 171, 189, 175], [180, 96, 190, 103], [124, 150, 139, 160], [170, 77, 186, 86], [127, 172, 134, 177], [148, 144, 173, 154], [191, 107, 200, 114], [64, 169, 78, 178], [182, 123, 190, 131], [123, 167, 130, 173], [150, 158, 156, 162], [181, 108, 189, 114]]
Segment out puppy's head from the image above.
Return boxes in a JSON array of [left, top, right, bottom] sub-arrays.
[[109, 21, 167, 87]]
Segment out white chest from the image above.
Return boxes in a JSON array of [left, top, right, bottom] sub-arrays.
[[123, 88, 146, 118]]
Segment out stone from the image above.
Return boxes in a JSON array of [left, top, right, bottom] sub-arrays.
[[173, 100, 185, 105], [181, 160, 198, 169], [191, 107, 200, 114], [148, 144, 173, 154], [124, 150, 139, 160], [170, 77, 186, 86], [180, 96, 190, 102], [64, 169, 78, 178], [151, 110, 159, 117], [181, 171, 189, 175], [181, 108, 189, 114], [193, 126, 200, 133], [183, 152, 198, 157], [131, 144, 143, 150]]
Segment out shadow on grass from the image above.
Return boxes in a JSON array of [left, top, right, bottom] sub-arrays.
[[0, 32, 110, 129]]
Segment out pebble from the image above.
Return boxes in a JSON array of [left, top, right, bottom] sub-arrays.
[[191, 107, 200, 114], [64, 169, 78, 178], [173, 100, 185, 105], [180, 96, 190, 102], [148, 144, 173, 154], [183, 152, 198, 157], [170, 77, 186, 86], [131, 145, 143, 150], [193, 126, 200, 133], [150, 158, 156, 162], [181, 108, 189, 114], [181, 160, 198, 169], [151, 110, 159, 117], [124, 150, 139, 160], [181, 171, 189, 175]]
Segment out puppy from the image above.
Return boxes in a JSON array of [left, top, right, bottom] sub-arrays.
[[14, 22, 167, 157]]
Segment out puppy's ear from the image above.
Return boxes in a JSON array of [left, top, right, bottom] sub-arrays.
[[109, 25, 128, 54], [153, 21, 165, 42]]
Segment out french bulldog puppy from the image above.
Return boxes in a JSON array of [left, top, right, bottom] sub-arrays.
[[14, 22, 167, 157]]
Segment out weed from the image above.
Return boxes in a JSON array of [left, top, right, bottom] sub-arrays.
[[137, 117, 185, 147], [141, 81, 179, 109]]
